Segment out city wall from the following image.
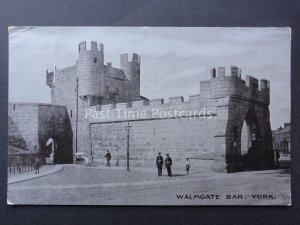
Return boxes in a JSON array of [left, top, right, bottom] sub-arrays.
[[75, 66, 273, 172], [40, 41, 275, 172], [8, 103, 73, 164]]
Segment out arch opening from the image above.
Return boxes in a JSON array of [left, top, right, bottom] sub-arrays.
[[45, 138, 57, 164], [240, 109, 263, 169]]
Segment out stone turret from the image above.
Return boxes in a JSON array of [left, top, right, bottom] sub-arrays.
[[77, 41, 104, 98], [200, 66, 270, 105], [120, 53, 141, 98]]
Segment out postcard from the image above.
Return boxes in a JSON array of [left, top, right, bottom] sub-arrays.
[[7, 27, 291, 205]]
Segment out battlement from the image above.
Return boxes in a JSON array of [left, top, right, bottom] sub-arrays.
[[209, 66, 269, 89], [120, 53, 141, 64], [120, 53, 141, 96], [202, 66, 270, 104], [169, 96, 184, 104], [92, 94, 220, 110], [84, 93, 226, 123], [78, 41, 104, 52], [210, 66, 242, 79], [149, 98, 164, 106], [47, 41, 141, 105], [9, 102, 67, 110], [83, 63, 271, 123], [259, 79, 270, 90]]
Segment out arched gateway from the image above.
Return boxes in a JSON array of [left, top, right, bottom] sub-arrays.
[[222, 80, 274, 172], [42, 41, 274, 172], [8, 103, 73, 165]]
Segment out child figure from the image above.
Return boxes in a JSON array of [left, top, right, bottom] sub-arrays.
[[185, 158, 190, 174]]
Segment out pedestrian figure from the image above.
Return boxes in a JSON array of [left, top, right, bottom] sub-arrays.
[[275, 149, 280, 168], [185, 158, 190, 174], [105, 150, 111, 167], [156, 152, 164, 176], [165, 154, 172, 177], [115, 158, 119, 167], [84, 156, 90, 167], [35, 157, 40, 174]]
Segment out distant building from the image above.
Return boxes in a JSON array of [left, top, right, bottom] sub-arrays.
[[272, 123, 291, 154]]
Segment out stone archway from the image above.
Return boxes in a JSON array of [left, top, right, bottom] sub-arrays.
[[45, 138, 56, 164], [239, 109, 263, 170], [241, 120, 251, 155], [38, 106, 73, 164]]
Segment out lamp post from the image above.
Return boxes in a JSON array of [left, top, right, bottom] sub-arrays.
[[125, 122, 132, 172], [75, 77, 79, 155]]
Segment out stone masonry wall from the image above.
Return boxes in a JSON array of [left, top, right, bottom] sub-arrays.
[[8, 103, 39, 152], [45, 42, 273, 173], [90, 118, 217, 169], [78, 65, 272, 172], [8, 103, 73, 164], [47, 42, 144, 159], [80, 96, 230, 170]]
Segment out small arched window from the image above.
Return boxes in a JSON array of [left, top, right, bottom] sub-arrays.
[[94, 57, 97, 63]]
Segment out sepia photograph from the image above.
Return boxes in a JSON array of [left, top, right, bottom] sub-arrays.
[[7, 26, 291, 205]]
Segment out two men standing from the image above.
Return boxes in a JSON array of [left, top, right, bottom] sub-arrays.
[[156, 153, 172, 177]]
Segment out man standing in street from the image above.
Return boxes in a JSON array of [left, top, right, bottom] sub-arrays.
[[105, 150, 111, 167], [156, 152, 163, 176], [165, 154, 172, 177], [185, 158, 190, 174], [35, 157, 41, 174]]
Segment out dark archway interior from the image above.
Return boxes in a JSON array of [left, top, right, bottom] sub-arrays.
[[240, 109, 263, 169], [40, 134, 73, 164], [38, 108, 73, 164]]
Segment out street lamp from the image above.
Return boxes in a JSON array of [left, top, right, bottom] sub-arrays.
[[75, 77, 79, 156], [125, 122, 132, 172]]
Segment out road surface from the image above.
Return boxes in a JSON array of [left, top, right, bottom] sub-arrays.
[[7, 165, 291, 205]]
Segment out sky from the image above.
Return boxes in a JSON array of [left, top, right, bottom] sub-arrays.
[[9, 27, 291, 129]]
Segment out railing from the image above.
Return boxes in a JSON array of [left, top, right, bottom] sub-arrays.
[[8, 153, 39, 176]]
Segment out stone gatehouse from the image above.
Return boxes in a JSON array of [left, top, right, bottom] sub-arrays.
[[8, 41, 275, 172]]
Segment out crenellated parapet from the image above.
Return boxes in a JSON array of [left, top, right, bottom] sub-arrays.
[[201, 66, 270, 105], [83, 93, 230, 124], [120, 53, 141, 98], [120, 53, 140, 80], [79, 41, 104, 53], [78, 41, 104, 65], [47, 41, 143, 106], [82, 63, 272, 124]]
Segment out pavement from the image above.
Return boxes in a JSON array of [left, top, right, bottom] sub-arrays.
[[7, 164, 64, 184]]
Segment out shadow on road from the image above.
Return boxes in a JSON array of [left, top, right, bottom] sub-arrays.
[[172, 174, 185, 177]]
